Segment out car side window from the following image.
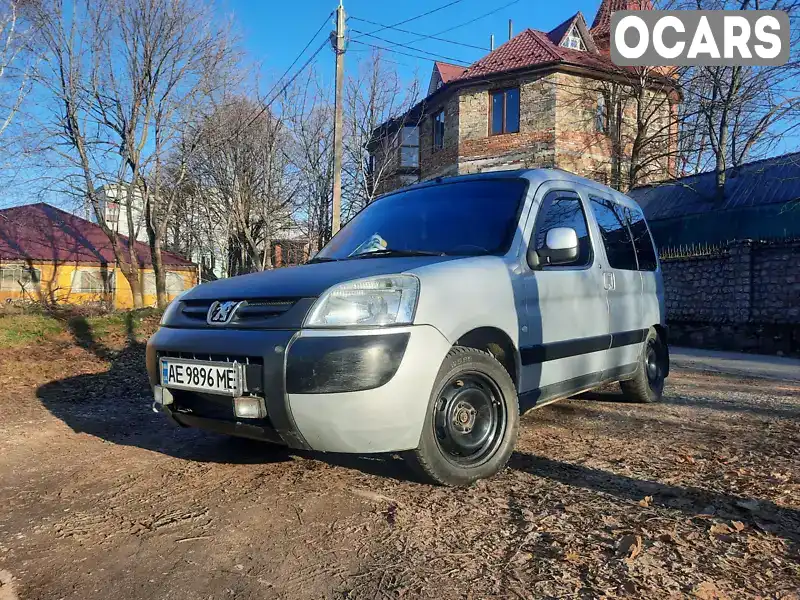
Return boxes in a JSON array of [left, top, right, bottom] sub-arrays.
[[627, 206, 658, 271], [533, 191, 593, 267], [589, 196, 638, 271]]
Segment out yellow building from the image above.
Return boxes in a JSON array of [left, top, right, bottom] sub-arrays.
[[0, 203, 196, 309]]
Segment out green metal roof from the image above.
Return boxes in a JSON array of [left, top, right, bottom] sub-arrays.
[[629, 152, 800, 247]]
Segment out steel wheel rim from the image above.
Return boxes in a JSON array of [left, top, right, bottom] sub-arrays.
[[645, 340, 665, 392], [434, 371, 506, 467]]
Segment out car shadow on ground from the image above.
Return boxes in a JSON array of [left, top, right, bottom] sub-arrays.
[[507, 452, 800, 553], [36, 317, 800, 530], [36, 315, 420, 481]]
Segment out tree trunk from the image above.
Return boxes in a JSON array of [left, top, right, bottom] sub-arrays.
[[118, 260, 143, 309], [152, 235, 167, 308], [715, 153, 726, 201], [715, 126, 728, 201], [145, 194, 169, 309]]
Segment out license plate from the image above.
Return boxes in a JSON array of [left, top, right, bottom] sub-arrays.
[[160, 358, 241, 396]]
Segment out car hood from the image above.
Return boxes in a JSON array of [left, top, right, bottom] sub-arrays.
[[183, 256, 462, 300]]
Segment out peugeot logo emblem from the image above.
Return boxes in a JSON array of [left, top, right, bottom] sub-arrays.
[[207, 300, 243, 325]]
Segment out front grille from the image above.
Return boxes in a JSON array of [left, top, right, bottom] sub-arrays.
[[158, 350, 263, 365], [181, 299, 297, 324], [170, 389, 277, 429], [172, 390, 237, 421]]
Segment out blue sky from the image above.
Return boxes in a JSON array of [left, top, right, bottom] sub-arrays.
[[223, 0, 604, 89]]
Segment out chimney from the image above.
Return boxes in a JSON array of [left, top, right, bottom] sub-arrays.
[[490, 34, 495, 50], [508, 19, 513, 40]]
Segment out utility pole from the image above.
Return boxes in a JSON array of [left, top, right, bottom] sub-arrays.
[[331, 0, 346, 237]]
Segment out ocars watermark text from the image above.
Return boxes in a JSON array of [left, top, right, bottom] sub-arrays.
[[611, 10, 790, 66]]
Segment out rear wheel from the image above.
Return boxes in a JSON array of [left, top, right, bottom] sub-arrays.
[[405, 347, 519, 486], [620, 328, 667, 403]]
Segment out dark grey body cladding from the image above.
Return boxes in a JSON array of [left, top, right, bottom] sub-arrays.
[[518, 328, 648, 412]]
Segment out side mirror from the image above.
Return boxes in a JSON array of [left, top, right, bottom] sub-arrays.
[[538, 227, 579, 266]]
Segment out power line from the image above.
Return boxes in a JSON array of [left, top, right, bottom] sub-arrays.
[[225, 12, 334, 143], [241, 39, 330, 132], [258, 11, 334, 110], [348, 16, 488, 51], [350, 39, 471, 67], [349, 29, 474, 65], [352, 0, 468, 40], [409, 0, 523, 44]]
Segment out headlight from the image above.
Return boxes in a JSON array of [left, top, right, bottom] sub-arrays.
[[304, 275, 419, 328], [159, 291, 187, 325]]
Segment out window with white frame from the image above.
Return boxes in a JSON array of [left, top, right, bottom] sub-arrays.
[[72, 269, 115, 294], [106, 201, 120, 226], [432, 110, 446, 152], [596, 94, 609, 134], [399, 125, 419, 168], [143, 271, 185, 296], [561, 24, 586, 50], [0, 265, 41, 292]]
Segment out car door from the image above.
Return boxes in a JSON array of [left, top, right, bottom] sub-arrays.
[[627, 205, 664, 333], [586, 193, 645, 378], [517, 185, 611, 410]]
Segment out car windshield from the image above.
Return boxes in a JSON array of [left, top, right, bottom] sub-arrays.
[[316, 179, 528, 260]]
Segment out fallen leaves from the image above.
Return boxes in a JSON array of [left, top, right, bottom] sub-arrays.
[[616, 534, 643, 561], [602, 515, 622, 529], [693, 580, 729, 599], [639, 495, 654, 508], [709, 523, 733, 536]]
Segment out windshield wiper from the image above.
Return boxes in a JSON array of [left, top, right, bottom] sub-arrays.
[[306, 256, 339, 264], [352, 248, 447, 259]]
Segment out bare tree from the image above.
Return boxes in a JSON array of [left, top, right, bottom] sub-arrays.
[[677, 0, 800, 194], [284, 70, 335, 253], [343, 50, 420, 219], [0, 1, 37, 147], [176, 97, 297, 276], [557, 66, 681, 192], [29, 0, 237, 307]]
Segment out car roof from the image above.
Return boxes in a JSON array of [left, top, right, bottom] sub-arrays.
[[384, 168, 634, 206]]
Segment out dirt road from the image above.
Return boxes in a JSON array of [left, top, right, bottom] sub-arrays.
[[1, 326, 798, 599]]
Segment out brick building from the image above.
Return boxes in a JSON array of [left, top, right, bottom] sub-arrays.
[[369, 0, 679, 195]]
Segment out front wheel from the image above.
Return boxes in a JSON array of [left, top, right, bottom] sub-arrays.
[[620, 328, 668, 403], [404, 347, 519, 487]]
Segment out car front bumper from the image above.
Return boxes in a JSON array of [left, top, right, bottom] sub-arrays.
[[146, 324, 451, 454]]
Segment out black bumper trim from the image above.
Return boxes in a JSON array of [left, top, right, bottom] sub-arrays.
[[168, 410, 287, 445], [286, 333, 410, 394]]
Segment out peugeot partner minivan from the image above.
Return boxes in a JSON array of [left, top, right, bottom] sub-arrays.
[[147, 169, 669, 486]]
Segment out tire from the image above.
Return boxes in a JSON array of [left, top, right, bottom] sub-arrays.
[[620, 327, 668, 403], [405, 346, 519, 487]]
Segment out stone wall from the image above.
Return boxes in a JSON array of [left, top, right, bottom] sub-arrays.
[[456, 73, 557, 175], [419, 93, 460, 181], [661, 239, 800, 356], [554, 72, 675, 187]]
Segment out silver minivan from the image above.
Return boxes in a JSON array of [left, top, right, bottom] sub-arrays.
[[147, 169, 669, 486]]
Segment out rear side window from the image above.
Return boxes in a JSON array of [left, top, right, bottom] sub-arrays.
[[627, 207, 658, 271], [589, 196, 638, 271], [533, 191, 593, 267]]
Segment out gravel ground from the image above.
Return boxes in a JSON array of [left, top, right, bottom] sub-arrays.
[[0, 327, 798, 599]]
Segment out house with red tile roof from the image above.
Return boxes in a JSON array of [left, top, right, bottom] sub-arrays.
[[369, 0, 679, 194], [0, 203, 197, 308]]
